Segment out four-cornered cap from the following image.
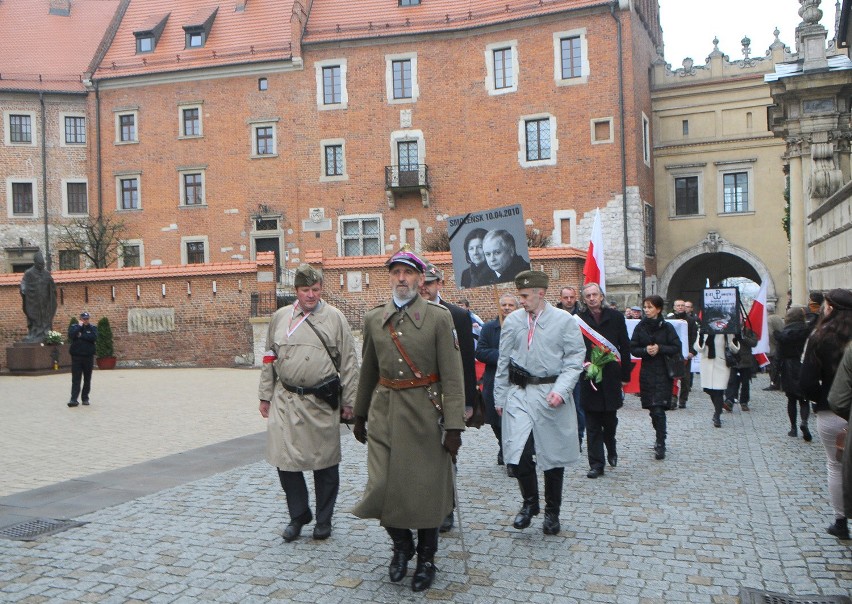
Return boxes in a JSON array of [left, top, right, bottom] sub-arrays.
[[386, 248, 426, 273], [514, 270, 549, 290], [79, 312, 90, 319], [423, 261, 443, 282], [293, 264, 322, 288]]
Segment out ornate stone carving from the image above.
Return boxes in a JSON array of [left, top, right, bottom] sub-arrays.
[[702, 231, 724, 254], [809, 140, 844, 199], [799, 0, 823, 25]]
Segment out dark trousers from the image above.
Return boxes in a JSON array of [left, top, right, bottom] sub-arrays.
[[573, 381, 585, 444], [386, 526, 439, 558], [787, 395, 810, 428], [277, 464, 339, 526], [585, 409, 618, 470], [679, 368, 693, 404], [708, 389, 724, 417], [649, 405, 667, 444], [725, 367, 753, 405], [70, 355, 94, 402]]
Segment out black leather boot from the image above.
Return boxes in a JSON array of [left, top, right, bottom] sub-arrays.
[[651, 408, 666, 460], [411, 528, 438, 592], [512, 470, 540, 529], [542, 468, 564, 535], [386, 527, 414, 583]]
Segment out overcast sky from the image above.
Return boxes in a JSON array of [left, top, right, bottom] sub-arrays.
[[657, 0, 838, 67]]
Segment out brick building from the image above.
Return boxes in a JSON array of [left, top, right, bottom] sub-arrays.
[[2, 0, 661, 310]]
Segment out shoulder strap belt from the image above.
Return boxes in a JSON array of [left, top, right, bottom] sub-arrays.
[[574, 314, 622, 362], [388, 321, 443, 415]]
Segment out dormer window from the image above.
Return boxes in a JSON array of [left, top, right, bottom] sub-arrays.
[[183, 6, 218, 50], [133, 13, 169, 54]]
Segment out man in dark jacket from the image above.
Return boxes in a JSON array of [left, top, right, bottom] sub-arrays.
[[724, 325, 758, 412], [68, 311, 97, 407], [475, 293, 519, 467], [668, 299, 697, 409], [577, 283, 633, 478], [420, 261, 476, 533]]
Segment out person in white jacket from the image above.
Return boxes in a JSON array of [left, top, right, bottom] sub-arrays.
[[696, 329, 740, 428]]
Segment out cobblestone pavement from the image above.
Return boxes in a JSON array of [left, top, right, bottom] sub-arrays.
[[1, 371, 851, 603]]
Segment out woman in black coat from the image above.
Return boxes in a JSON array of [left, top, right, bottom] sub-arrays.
[[630, 295, 682, 460], [774, 306, 811, 440]]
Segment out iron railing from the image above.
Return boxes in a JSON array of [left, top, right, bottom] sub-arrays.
[[385, 164, 429, 189]]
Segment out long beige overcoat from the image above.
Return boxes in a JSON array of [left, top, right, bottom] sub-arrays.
[[352, 296, 465, 529], [696, 333, 739, 391], [258, 300, 359, 472]]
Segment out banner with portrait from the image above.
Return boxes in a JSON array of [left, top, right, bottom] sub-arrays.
[[701, 287, 741, 335], [447, 204, 530, 289]]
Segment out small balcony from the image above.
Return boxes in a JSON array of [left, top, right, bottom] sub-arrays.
[[385, 164, 430, 208]]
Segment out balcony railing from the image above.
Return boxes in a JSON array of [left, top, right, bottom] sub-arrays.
[[385, 164, 429, 190]]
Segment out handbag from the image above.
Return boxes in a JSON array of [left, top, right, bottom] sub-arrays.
[[304, 319, 346, 414], [724, 345, 740, 368], [665, 352, 686, 380]]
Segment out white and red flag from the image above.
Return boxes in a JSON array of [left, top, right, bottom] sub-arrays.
[[583, 209, 606, 293], [747, 280, 770, 368]]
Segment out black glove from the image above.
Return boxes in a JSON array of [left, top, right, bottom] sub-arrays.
[[443, 429, 462, 461], [353, 416, 367, 444]]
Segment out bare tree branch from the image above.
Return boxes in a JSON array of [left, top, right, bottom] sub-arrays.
[[56, 215, 129, 268]]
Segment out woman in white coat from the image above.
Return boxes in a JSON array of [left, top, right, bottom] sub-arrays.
[[696, 329, 740, 427]]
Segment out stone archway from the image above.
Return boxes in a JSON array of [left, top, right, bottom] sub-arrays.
[[658, 232, 778, 305]]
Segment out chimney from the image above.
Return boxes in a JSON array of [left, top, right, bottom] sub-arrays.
[[49, 0, 71, 16]]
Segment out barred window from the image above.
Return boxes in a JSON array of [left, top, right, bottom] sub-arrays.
[[342, 217, 381, 256], [186, 241, 205, 264], [325, 145, 344, 176], [525, 118, 551, 162]]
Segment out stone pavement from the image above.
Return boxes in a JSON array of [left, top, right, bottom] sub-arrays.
[[0, 370, 850, 603]]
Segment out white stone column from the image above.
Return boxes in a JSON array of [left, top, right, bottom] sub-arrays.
[[789, 155, 808, 305]]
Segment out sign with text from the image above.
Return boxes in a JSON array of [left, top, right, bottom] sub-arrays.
[[447, 204, 530, 289], [701, 287, 741, 335]]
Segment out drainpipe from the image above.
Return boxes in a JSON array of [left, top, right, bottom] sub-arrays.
[[95, 80, 103, 218], [610, 2, 646, 297], [39, 92, 51, 270]]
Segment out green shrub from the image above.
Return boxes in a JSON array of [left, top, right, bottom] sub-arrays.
[[95, 317, 114, 358]]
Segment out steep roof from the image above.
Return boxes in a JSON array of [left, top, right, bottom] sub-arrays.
[[94, 0, 300, 81], [0, 0, 123, 93], [303, 0, 609, 44]]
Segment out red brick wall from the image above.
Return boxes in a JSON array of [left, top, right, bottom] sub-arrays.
[[0, 260, 275, 368], [88, 7, 656, 281]]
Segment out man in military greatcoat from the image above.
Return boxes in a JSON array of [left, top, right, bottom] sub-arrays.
[[258, 264, 359, 543], [352, 248, 465, 592], [495, 270, 585, 536]]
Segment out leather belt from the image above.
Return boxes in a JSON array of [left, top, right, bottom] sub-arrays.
[[379, 374, 439, 390], [282, 383, 323, 397], [524, 375, 558, 386]]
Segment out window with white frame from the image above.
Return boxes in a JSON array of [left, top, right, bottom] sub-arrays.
[[591, 117, 613, 144], [340, 215, 382, 256], [181, 236, 209, 264], [62, 114, 86, 145], [119, 240, 144, 267], [315, 59, 348, 109], [116, 174, 141, 210], [485, 41, 518, 96], [6, 179, 37, 217], [178, 168, 206, 206], [720, 169, 752, 213], [553, 29, 589, 86], [62, 179, 88, 216], [386, 53, 418, 103], [642, 112, 651, 167], [179, 104, 202, 137], [115, 110, 138, 143], [320, 139, 347, 181], [518, 114, 557, 168], [250, 120, 277, 157], [4, 112, 36, 146]]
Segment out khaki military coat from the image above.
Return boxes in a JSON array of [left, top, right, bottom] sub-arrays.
[[352, 296, 465, 529], [258, 301, 359, 472]]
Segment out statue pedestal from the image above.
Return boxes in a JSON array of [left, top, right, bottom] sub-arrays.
[[6, 342, 71, 375]]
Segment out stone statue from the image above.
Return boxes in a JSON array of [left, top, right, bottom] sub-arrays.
[[20, 251, 58, 343]]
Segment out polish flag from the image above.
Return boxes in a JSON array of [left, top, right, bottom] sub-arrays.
[[583, 209, 606, 293], [747, 280, 770, 368]]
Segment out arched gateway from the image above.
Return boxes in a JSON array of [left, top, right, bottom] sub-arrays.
[[658, 232, 778, 306]]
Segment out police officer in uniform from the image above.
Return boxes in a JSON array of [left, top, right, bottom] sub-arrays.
[[258, 264, 359, 542], [352, 248, 465, 592]]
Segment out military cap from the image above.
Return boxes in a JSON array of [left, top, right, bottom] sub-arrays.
[[386, 247, 426, 273], [293, 264, 322, 287], [515, 270, 549, 290], [423, 261, 444, 282]]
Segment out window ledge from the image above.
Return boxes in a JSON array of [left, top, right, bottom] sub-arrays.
[[115, 140, 139, 146], [556, 75, 588, 87], [669, 213, 706, 220], [250, 153, 278, 159], [179, 204, 207, 209], [319, 174, 349, 183], [719, 210, 755, 217], [318, 103, 347, 111], [178, 135, 203, 141], [117, 208, 143, 212], [10, 214, 37, 219]]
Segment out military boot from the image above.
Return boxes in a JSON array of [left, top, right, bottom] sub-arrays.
[[411, 528, 438, 592], [386, 527, 415, 583], [542, 467, 564, 535], [512, 470, 540, 529]]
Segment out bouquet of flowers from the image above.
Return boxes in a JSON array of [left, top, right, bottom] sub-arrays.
[[44, 330, 64, 345], [584, 345, 616, 388]]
